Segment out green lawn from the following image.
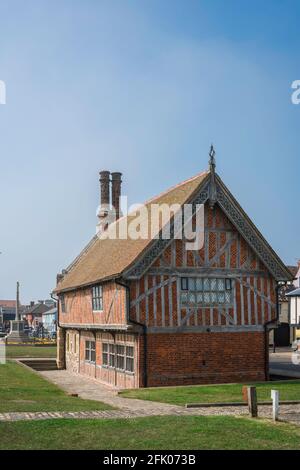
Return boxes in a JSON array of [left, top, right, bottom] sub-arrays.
[[0, 361, 112, 412], [1, 415, 300, 450], [120, 380, 300, 406], [5, 345, 57, 358]]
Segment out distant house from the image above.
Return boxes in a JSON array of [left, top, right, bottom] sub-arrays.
[[293, 261, 300, 289], [288, 288, 300, 325], [289, 262, 300, 342], [269, 266, 298, 347], [0, 300, 26, 330], [42, 307, 57, 334], [44, 299, 56, 309], [23, 301, 52, 328], [287, 286, 300, 341]]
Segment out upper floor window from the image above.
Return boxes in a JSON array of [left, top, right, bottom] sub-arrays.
[[92, 285, 103, 311], [181, 277, 232, 306], [60, 294, 66, 313]]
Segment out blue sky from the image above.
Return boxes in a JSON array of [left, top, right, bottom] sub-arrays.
[[0, 0, 299, 303]]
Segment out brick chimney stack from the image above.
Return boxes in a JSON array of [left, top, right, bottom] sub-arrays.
[[99, 171, 110, 207], [97, 170, 112, 234], [111, 172, 122, 220]]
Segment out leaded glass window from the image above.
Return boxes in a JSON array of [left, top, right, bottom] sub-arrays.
[[180, 277, 232, 306], [102, 342, 134, 373]]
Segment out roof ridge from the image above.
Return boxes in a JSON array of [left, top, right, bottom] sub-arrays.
[[144, 170, 208, 206], [97, 170, 209, 237]]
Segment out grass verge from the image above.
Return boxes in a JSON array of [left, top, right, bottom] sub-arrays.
[[120, 380, 300, 406], [5, 345, 57, 358], [0, 415, 300, 450], [0, 361, 112, 412]]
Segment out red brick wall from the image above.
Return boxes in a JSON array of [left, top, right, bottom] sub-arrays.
[[142, 331, 267, 387], [60, 280, 126, 326]]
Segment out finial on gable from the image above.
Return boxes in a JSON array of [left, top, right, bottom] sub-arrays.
[[209, 144, 216, 174], [208, 144, 217, 209]]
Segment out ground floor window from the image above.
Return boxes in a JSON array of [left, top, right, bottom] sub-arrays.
[[102, 342, 134, 373], [102, 343, 108, 365], [125, 346, 134, 372], [116, 345, 125, 369], [85, 340, 96, 363], [109, 343, 115, 367]]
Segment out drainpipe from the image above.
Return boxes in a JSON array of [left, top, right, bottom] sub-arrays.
[[50, 293, 59, 326], [113, 332, 117, 388], [51, 292, 65, 370], [93, 330, 97, 378], [264, 281, 283, 380], [78, 329, 81, 374], [116, 278, 148, 388]]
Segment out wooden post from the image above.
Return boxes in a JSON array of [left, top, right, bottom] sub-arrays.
[[271, 390, 279, 421], [242, 385, 248, 402], [0, 338, 5, 364], [247, 386, 258, 418]]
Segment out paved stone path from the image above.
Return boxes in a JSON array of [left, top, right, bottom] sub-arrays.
[[38, 369, 183, 415], [2, 366, 300, 425], [2, 404, 300, 423], [0, 407, 243, 422]]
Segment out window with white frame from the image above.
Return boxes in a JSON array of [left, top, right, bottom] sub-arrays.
[[85, 340, 96, 363], [102, 342, 134, 373], [92, 285, 103, 311], [180, 277, 232, 306]]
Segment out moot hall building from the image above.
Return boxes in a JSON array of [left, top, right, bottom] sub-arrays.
[[54, 148, 293, 389]]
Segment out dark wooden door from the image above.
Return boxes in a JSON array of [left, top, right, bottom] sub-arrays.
[[274, 323, 290, 347]]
